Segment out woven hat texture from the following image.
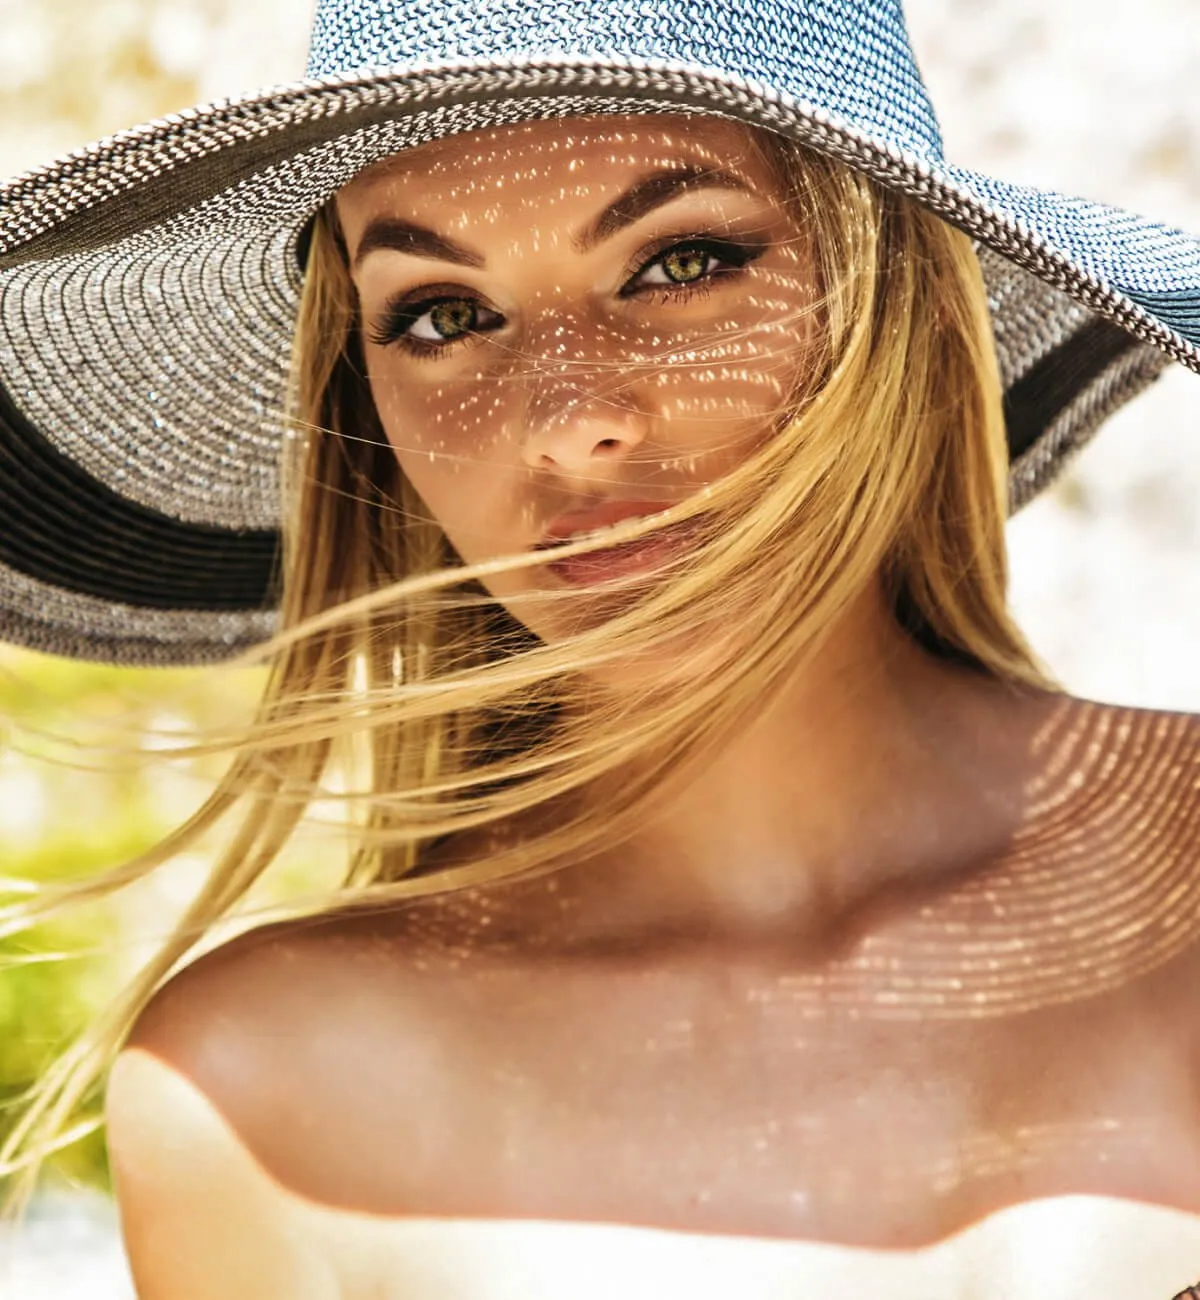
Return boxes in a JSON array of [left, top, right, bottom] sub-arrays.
[[0, 0, 1197, 665]]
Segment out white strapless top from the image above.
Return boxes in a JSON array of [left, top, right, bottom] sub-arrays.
[[110, 1053, 1200, 1300], [307, 1200, 1200, 1300]]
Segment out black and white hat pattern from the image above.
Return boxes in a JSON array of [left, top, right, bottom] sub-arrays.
[[1, 0, 1197, 665]]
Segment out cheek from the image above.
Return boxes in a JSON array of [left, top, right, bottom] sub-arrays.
[[640, 294, 819, 464], [371, 366, 532, 568], [369, 361, 515, 461], [390, 445, 518, 567]]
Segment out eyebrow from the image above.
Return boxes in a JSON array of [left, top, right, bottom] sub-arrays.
[[351, 165, 756, 271], [352, 218, 485, 270], [576, 166, 757, 252]]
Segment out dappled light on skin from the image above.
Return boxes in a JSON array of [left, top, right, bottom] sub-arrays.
[[410, 699, 1200, 1012], [335, 116, 822, 649], [129, 696, 1200, 1283]]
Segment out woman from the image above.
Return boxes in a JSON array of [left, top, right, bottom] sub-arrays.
[[2, 0, 1199, 1296]]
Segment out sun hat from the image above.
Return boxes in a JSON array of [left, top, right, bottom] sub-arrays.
[[0, 0, 1197, 668]]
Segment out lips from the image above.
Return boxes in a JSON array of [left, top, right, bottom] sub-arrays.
[[538, 499, 676, 548], [534, 500, 704, 587]]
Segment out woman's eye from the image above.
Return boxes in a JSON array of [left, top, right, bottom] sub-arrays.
[[643, 247, 716, 287], [624, 238, 762, 297], [412, 299, 480, 342], [369, 296, 503, 350]]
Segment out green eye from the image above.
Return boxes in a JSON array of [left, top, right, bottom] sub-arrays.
[[426, 299, 477, 340], [661, 248, 709, 284], [623, 237, 764, 298], [368, 294, 504, 352]]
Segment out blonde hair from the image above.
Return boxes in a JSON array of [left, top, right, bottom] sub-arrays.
[[1, 124, 1051, 1202]]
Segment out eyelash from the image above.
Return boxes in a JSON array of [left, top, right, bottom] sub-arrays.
[[366, 235, 766, 358]]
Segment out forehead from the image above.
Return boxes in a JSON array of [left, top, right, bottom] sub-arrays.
[[336, 113, 779, 218]]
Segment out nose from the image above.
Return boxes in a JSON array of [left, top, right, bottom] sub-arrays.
[[521, 402, 648, 475], [518, 358, 651, 477]]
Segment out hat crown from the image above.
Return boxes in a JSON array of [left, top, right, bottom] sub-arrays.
[[305, 0, 944, 159]]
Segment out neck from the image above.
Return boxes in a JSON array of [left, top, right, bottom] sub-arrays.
[[564, 582, 1054, 949]]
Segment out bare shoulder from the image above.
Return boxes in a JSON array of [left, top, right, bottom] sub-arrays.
[[127, 909, 437, 1092], [106, 1049, 334, 1299], [110, 899, 520, 1293], [1027, 694, 1200, 923], [1036, 694, 1200, 823], [1036, 694, 1200, 1013], [117, 901, 491, 1213]]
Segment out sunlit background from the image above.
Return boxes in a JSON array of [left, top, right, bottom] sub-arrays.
[[0, 0, 1197, 1294]]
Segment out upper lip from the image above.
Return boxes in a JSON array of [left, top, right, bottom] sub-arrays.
[[537, 499, 677, 548]]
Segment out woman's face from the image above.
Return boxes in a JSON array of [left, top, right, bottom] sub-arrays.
[[335, 114, 819, 640]]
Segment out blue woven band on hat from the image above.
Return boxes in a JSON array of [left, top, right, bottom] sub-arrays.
[[947, 169, 1200, 349], [306, 0, 945, 161]]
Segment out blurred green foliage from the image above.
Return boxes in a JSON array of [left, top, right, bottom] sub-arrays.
[[0, 0, 311, 1204], [0, 646, 267, 1193]]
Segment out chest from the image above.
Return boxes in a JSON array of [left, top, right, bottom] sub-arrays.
[[386, 954, 1200, 1247]]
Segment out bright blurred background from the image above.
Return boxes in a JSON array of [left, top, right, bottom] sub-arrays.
[[0, 0, 1197, 1293]]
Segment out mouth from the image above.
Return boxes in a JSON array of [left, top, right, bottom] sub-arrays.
[[536, 499, 680, 549], [535, 502, 703, 586]]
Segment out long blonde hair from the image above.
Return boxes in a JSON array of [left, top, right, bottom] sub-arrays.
[[1, 124, 1051, 1201]]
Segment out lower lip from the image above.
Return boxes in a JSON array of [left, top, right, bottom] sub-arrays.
[[544, 520, 701, 586]]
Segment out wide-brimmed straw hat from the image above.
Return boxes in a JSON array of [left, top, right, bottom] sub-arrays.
[[1, 0, 1197, 666]]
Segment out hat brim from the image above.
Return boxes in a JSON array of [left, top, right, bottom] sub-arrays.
[[1, 57, 1196, 665]]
